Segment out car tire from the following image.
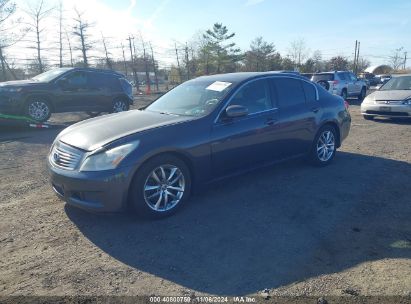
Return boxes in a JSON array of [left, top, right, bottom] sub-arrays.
[[25, 98, 51, 122], [363, 115, 374, 120], [86, 111, 102, 117], [341, 89, 348, 100], [130, 154, 192, 219], [308, 125, 337, 167], [358, 87, 366, 100], [111, 98, 129, 113]]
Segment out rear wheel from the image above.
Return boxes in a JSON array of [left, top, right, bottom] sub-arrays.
[[309, 125, 337, 166], [358, 87, 366, 100], [130, 155, 191, 219], [25, 98, 51, 122]]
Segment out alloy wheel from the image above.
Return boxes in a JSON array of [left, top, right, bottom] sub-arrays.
[[28, 101, 50, 121], [316, 130, 335, 162], [143, 165, 185, 212], [113, 100, 128, 112]]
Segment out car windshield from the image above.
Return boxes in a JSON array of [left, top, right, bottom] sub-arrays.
[[32, 68, 71, 82], [380, 76, 411, 90], [145, 79, 234, 117]]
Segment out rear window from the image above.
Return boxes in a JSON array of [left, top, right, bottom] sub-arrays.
[[312, 74, 334, 81]]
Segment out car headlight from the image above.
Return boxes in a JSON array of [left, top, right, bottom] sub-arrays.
[[403, 99, 411, 105], [79, 140, 139, 171], [0, 87, 23, 93]]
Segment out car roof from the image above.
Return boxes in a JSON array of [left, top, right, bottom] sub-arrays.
[[314, 71, 349, 74], [193, 71, 305, 84], [65, 67, 124, 77]]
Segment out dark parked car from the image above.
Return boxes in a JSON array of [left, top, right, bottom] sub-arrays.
[[48, 72, 351, 218], [0, 67, 133, 122]]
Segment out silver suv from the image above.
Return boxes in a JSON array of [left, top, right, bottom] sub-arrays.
[[311, 71, 367, 100]]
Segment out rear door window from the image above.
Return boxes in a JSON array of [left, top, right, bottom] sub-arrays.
[[88, 72, 105, 90], [312, 74, 334, 82], [272, 78, 306, 107]]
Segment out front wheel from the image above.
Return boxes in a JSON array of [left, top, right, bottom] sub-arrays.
[[363, 115, 374, 120], [130, 155, 191, 219], [111, 99, 129, 113], [25, 99, 51, 122], [308, 125, 337, 166]]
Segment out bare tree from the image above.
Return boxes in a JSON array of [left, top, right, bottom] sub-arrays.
[[57, 0, 63, 67], [287, 39, 309, 69], [73, 8, 92, 67], [101, 32, 112, 69], [64, 28, 73, 67], [389, 47, 405, 71], [0, 0, 28, 80], [23, 0, 54, 73]]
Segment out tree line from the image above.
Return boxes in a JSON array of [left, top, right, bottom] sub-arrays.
[[0, 0, 407, 86]]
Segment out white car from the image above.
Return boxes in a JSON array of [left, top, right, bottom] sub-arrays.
[[361, 74, 411, 120]]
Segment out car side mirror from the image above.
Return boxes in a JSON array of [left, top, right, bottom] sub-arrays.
[[225, 105, 248, 118]]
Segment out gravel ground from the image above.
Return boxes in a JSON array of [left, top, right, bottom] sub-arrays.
[[0, 96, 410, 299]]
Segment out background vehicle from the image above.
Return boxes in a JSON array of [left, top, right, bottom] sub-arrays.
[[49, 72, 351, 218], [0, 68, 133, 122], [358, 72, 380, 86], [311, 71, 367, 100], [378, 74, 392, 85], [300, 73, 313, 79], [361, 74, 411, 120]]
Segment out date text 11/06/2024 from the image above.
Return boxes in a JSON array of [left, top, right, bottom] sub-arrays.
[[149, 296, 257, 303]]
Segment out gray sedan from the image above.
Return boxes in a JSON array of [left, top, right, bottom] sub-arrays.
[[361, 74, 411, 120]]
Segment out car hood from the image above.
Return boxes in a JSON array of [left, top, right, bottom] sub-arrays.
[[57, 110, 193, 151], [369, 90, 411, 101], [0, 79, 44, 87]]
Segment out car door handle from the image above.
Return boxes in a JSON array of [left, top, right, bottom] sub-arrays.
[[311, 107, 320, 113], [265, 118, 276, 125]]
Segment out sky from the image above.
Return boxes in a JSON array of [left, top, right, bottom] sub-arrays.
[[6, 0, 411, 69]]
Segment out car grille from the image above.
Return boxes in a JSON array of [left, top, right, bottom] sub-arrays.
[[375, 100, 404, 105], [50, 142, 84, 170]]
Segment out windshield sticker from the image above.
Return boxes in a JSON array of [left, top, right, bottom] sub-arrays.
[[206, 81, 232, 92]]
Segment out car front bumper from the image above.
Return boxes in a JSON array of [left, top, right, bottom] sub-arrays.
[[361, 103, 411, 118], [48, 162, 136, 212], [0, 94, 23, 115]]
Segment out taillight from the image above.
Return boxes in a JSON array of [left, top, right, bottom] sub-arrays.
[[344, 100, 350, 109]]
